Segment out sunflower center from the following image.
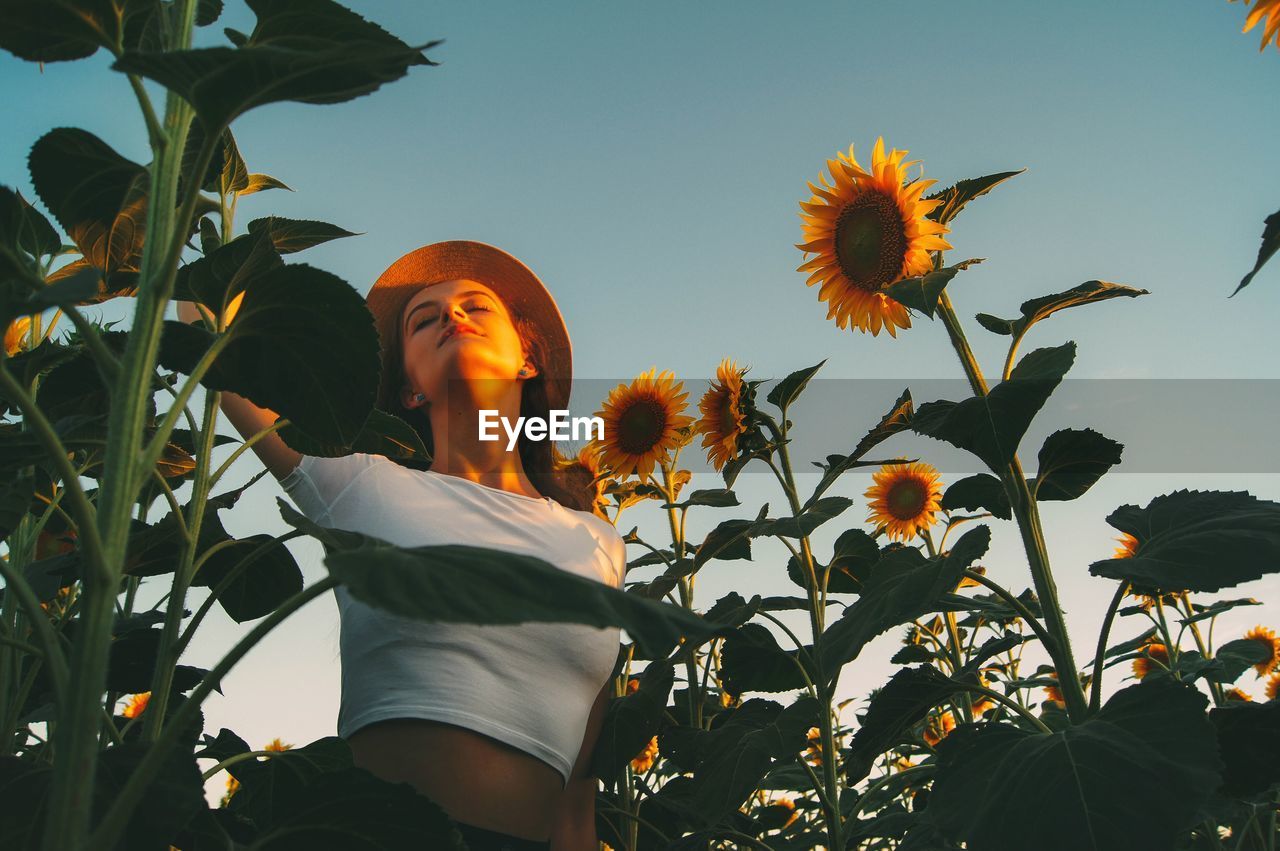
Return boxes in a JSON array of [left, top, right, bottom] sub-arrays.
[[833, 191, 909, 292], [885, 479, 928, 521], [618, 398, 667, 454]]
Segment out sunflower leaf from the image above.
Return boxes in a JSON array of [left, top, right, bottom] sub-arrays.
[[765, 358, 826, 412], [0, 186, 61, 262], [279, 499, 736, 659], [1031, 427, 1124, 501], [247, 216, 359, 254], [940, 474, 1010, 520], [973, 280, 1148, 339], [925, 170, 1025, 226], [1231, 207, 1280, 296], [805, 389, 913, 510], [279, 407, 429, 462], [819, 526, 990, 684], [1208, 638, 1273, 683], [911, 343, 1076, 473], [1177, 597, 1261, 626], [0, 0, 158, 63], [592, 660, 674, 781], [884, 260, 983, 319], [719, 622, 814, 694], [752, 495, 851, 539], [1210, 700, 1280, 797], [1089, 490, 1280, 593], [926, 677, 1221, 851], [113, 0, 439, 131], [844, 664, 962, 785]]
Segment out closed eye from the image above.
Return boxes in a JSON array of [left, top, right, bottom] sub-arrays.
[[414, 303, 492, 333]]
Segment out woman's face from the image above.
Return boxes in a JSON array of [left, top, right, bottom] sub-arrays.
[[397, 278, 536, 411]]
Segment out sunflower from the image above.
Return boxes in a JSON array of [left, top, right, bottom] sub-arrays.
[[554, 444, 612, 519], [264, 737, 292, 752], [1132, 641, 1170, 679], [1043, 672, 1066, 708], [594, 368, 694, 481], [803, 726, 823, 766], [970, 672, 996, 717], [1113, 533, 1139, 559], [922, 711, 955, 747], [1234, 0, 1280, 50], [1267, 672, 1280, 701], [4, 316, 32, 356], [630, 735, 659, 774], [1224, 687, 1253, 702], [1240, 626, 1280, 677], [865, 461, 943, 542], [626, 677, 640, 695], [694, 358, 750, 472], [766, 797, 800, 829], [220, 774, 240, 808], [796, 137, 953, 337], [121, 692, 151, 719]]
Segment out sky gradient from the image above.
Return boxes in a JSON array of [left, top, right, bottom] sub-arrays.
[[2, 0, 1278, 807]]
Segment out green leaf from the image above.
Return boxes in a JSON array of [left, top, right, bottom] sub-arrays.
[[940, 474, 1010, 520], [160, 263, 380, 447], [819, 526, 990, 683], [765, 358, 826, 411], [719, 623, 812, 694], [660, 488, 740, 509], [27, 128, 147, 299], [1176, 597, 1261, 626], [788, 527, 880, 594], [592, 661, 674, 781], [682, 696, 821, 831], [692, 504, 768, 569], [1232, 207, 1279, 296], [1209, 638, 1273, 683], [845, 665, 959, 784], [925, 170, 1025, 226], [173, 228, 282, 312], [241, 172, 292, 195], [974, 280, 1148, 338], [193, 534, 303, 623], [926, 677, 1221, 851], [94, 738, 207, 849], [278, 499, 735, 659], [1031, 428, 1123, 501], [752, 496, 851, 539], [0, 0, 156, 63], [113, 0, 440, 131], [1089, 490, 1280, 593], [1209, 700, 1280, 796], [247, 216, 359, 254], [279, 407, 430, 462], [0, 186, 61, 261], [884, 259, 983, 319], [911, 343, 1075, 472]]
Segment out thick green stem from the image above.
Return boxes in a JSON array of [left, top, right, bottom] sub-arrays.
[[933, 291, 1089, 722], [1088, 582, 1129, 712]]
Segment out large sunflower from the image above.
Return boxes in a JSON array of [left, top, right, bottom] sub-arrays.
[[694, 358, 750, 472], [865, 460, 943, 542], [1242, 625, 1280, 678], [1236, 0, 1280, 50], [594, 368, 694, 481], [797, 137, 953, 337], [1132, 641, 1170, 680]]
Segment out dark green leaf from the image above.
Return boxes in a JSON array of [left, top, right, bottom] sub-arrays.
[[1209, 700, 1280, 796], [753, 495, 851, 538], [974, 280, 1148, 339], [765, 359, 826, 411], [819, 526, 990, 683], [160, 263, 379, 447], [927, 677, 1221, 851], [1210, 638, 1273, 684], [925, 170, 1025, 226], [94, 739, 206, 850], [0, 0, 156, 63], [278, 499, 735, 659], [173, 228, 283, 311], [805, 389, 913, 510], [247, 216, 358, 254], [0, 185, 61, 261], [279, 407, 430, 462], [28, 128, 147, 299], [1032, 428, 1123, 501], [194, 534, 303, 623], [1232, 207, 1279, 296], [845, 665, 959, 784], [940, 474, 1010, 520], [114, 0, 440, 130], [1090, 490, 1280, 593], [912, 343, 1075, 472], [693, 504, 768, 569], [884, 259, 983, 319], [719, 623, 811, 694], [660, 488, 740, 510], [242, 172, 292, 195], [593, 661, 674, 781]]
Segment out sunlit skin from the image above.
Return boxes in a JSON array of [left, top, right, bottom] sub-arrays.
[[397, 278, 543, 496], [345, 278, 602, 843]]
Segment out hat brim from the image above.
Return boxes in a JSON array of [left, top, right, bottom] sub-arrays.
[[365, 241, 572, 412]]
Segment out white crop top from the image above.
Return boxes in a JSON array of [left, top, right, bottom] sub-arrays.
[[278, 451, 626, 786]]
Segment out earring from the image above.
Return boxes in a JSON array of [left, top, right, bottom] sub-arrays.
[[414, 393, 424, 402], [518, 367, 528, 377]]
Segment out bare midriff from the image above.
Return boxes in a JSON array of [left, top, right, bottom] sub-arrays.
[[347, 717, 565, 841]]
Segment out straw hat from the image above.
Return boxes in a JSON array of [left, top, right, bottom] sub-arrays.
[[364, 241, 573, 411]]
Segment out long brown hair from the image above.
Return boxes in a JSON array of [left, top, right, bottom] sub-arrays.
[[377, 299, 594, 514]]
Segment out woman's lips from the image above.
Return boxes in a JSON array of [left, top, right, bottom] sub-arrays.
[[439, 326, 481, 347]]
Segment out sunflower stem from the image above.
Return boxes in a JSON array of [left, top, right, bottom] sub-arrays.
[[1177, 592, 1225, 707], [662, 465, 703, 730], [1088, 582, 1128, 714], [933, 287, 1090, 723]]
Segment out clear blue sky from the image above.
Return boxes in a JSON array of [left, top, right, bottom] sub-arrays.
[[3, 0, 1278, 805]]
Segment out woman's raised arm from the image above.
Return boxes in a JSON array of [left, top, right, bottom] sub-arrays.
[[173, 300, 303, 482]]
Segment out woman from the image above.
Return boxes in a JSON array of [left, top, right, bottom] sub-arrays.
[[178, 241, 624, 851]]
